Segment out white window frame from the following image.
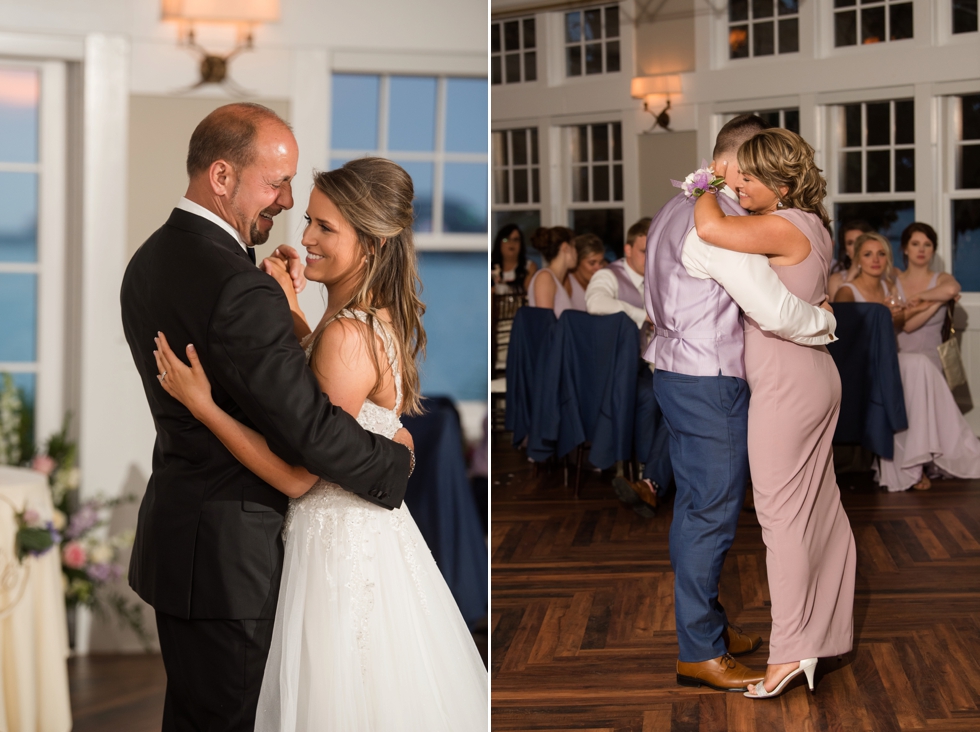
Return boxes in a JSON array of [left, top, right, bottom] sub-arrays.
[[836, 98, 916, 196], [563, 4, 622, 79], [726, 0, 801, 61], [830, 0, 915, 49], [0, 58, 66, 444], [566, 121, 624, 207], [944, 91, 980, 290], [491, 16, 538, 86], [492, 127, 541, 208]]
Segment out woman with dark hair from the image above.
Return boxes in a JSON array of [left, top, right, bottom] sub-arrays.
[[491, 223, 536, 293], [152, 158, 488, 730], [827, 220, 874, 300], [527, 226, 577, 316], [895, 222, 962, 374], [568, 233, 607, 310]]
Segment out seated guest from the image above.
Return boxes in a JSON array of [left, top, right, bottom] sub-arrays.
[[569, 233, 607, 310], [527, 226, 577, 317], [491, 224, 537, 294], [828, 219, 874, 301], [585, 217, 651, 328], [835, 233, 980, 491], [895, 222, 962, 375]]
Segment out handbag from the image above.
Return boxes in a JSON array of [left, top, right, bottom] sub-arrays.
[[938, 301, 967, 390]]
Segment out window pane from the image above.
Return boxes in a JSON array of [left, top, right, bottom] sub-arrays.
[[862, 6, 885, 43], [445, 78, 487, 153], [835, 200, 914, 258], [388, 77, 437, 152], [0, 273, 37, 361], [592, 124, 609, 162], [760, 111, 780, 128], [754, 20, 775, 55], [866, 149, 891, 192], [513, 131, 528, 165], [572, 166, 589, 202], [953, 0, 979, 34], [842, 151, 863, 192], [953, 199, 980, 290], [505, 54, 521, 84], [730, 25, 750, 57], [779, 17, 799, 52], [753, 0, 774, 19], [593, 166, 610, 201], [613, 164, 623, 201], [894, 100, 914, 144], [530, 128, 539, 164], [329, 157, 351, 171], [572, 126, 589, 163], [585, 43, 603, 74], [889, 2, 913, 40], [730, 0, 749, 22], [784, 108, 800, 134], [963, 95, 980, 141], [394, 161, 433, 232], [330, 74, 379, 150], [835, 10, 857, 46], [491, 24, 501, 53], [612, 123, 622, 160], [570, 209, 624, 257], [493, 168, 509, 205], [835, 0, 855, 6], [513, 168, 529, 204], [778, 0, 799, 14], [531, 168, 540, 203], [0, 68, 39, 164], [524, 18, 536, 48], [504, 20, 520, 51], [866, 102, 890, 146], [443, 163, 487, 233], [491, 57, 501, 85], [525, 52, 537, 81], [894, 149, 915, 191], [0, 172, 38, 262], [958, 145, 980, 189], [584, 9, 602, 40], [606, 41, 621, 73], [12, 374, 35, 415], [566, 11, 581, 42], [567, 46, 582, 76], [605, 6, 620, 37], [844, 104, 862, 147]]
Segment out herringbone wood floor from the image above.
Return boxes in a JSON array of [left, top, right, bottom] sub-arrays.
[[491, 436, 980, 732]]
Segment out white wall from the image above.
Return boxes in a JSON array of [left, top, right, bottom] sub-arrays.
[[2, 0, 486, 652]]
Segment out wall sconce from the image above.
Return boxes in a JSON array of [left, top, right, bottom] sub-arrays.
[[631, 74, 682, 132], [162, 0, 280, 88]]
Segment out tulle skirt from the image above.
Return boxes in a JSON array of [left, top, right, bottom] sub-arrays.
[[254, 482, 488, 731]]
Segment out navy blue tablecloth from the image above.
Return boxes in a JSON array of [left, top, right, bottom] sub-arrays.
[[504, 307, 557, 446], [826, 302, 907, 459], [402, 397, 487, 628]]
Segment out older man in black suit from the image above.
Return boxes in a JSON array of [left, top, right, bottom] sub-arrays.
[[121, 103, 413, 731]]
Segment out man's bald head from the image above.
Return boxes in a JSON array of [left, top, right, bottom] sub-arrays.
[[186, 103, 292, 178]]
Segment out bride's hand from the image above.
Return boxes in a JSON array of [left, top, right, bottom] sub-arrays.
[[153, 332, 216, 421], [262, 256, 301, 310], [270, 245, 307, 294]]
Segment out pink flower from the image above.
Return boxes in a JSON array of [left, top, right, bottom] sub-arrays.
[[32, 454, 56, 476], [62, 541, 87, 569], [22, 508, 40, 525]]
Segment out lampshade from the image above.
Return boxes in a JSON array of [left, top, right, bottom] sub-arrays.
[[630, 74, 682, 99], [162, 0, 280, 23]]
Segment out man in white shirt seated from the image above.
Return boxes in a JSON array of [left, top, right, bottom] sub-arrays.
[[584, 218, 652, 329]]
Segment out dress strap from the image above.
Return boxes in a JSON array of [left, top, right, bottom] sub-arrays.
[[336, 309, 402, 412]]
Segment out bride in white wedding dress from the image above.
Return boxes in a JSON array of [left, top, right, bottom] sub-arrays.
[[153, 158, 488, 731]]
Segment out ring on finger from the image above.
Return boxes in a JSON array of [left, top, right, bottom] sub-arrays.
[[159, 371, 167, 381]]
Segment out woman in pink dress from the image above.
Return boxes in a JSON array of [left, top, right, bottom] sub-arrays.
[[568, 233, 606, 310], [527, 226, 577, 317], [835, 233, 980, 492], [693, 128, 856, 699]]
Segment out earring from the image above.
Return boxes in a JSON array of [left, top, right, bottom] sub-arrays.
[[776, 201, 785, 209]]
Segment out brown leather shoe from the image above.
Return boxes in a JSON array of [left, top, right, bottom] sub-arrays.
[[612, 476, 657, 517], [722, 623, 762, 656], [676, 654, 766, 692]]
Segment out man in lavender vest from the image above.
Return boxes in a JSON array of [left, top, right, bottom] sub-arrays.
[[645, 115, 837, 691], [585, 217, 651, 327]]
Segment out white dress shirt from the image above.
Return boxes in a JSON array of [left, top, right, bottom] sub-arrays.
[[681, 188, 836, 345], [585, 263, 646, 327], [176, 197, 248, 254]]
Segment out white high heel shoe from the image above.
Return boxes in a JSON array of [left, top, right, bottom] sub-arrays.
[[743, 658, 818, 699]]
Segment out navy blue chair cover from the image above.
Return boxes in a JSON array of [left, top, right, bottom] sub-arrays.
[[504, 307, 557, 446], [635, 366, 674, 495], [528, 311, 640, 468], [402, 397, 488, 629], [826, 302, 907, 459]]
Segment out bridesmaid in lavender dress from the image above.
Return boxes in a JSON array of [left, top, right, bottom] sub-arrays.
[[527, 226, 577, 317], [835, 232, 980, 492], [568, 233, 606, 311], [694, 128, 856, 699]]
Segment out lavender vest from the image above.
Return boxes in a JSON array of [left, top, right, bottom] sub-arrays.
[[643, 192, 749, 379], [608, 259, 645, 309]]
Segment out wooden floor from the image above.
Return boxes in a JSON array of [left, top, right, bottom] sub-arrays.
[[491, 435, 980, 732]]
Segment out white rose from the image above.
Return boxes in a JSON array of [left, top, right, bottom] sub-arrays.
[[66, 467, 81, 490], [89, 543, 114, 564], [52, 509, 67, 531]]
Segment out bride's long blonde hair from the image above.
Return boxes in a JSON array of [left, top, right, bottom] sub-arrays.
[[311, 158, 426, 415]]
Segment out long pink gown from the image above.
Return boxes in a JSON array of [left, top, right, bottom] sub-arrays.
[[842, 279, 980, 491], [527, 268, 573, 318], [568, 274, 588, 311], [744, 209, 856, 664]]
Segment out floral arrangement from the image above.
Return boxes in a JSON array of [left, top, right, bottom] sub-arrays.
[[671, 161, 726, 199]]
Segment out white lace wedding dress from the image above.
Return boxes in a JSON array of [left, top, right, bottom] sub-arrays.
[[255, 310, 488, 731]]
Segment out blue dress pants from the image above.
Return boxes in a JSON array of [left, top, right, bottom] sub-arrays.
[[653, 369, 749, 663]]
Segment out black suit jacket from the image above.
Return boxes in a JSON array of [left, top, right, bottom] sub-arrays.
[[121, 209, 411, 620]]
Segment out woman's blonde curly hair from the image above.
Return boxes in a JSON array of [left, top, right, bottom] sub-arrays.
[[737, 128, 830, 227]]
